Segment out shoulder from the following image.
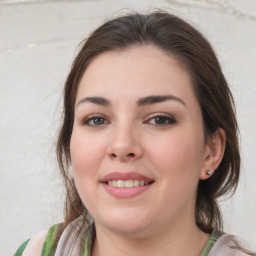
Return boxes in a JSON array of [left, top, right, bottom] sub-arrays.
[[13, 217, 90, 256], [208, 231, 256, 256], [13, 223, 63, 256]]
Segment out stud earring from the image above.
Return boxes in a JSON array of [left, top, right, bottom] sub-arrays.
[[206, 170, 212, 176]]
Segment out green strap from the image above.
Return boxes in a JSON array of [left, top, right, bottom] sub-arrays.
[[41, 223, 62, 256], [13, 239, 30, 256], [200, 230, 222, 256]]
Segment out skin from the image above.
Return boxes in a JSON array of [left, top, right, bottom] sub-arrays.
[[70, 45, 226, 256]]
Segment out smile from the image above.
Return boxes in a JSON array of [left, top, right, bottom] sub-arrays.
[[107, 179, 152, 188], [101, 172, 154, 198]]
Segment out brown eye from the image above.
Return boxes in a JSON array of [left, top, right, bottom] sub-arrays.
[[147, 115, 176, 126]]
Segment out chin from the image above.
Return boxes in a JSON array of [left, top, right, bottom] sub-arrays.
[[95, 208, 153, 236]]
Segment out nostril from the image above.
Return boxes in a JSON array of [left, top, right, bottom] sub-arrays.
[[111, 153, 117, 158], [109, 152, 137, 159]]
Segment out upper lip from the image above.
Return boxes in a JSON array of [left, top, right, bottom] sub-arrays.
[[101, 172, 154, 183]]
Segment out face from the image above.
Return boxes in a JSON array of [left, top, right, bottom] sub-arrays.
[[70, 46, 210, 237]]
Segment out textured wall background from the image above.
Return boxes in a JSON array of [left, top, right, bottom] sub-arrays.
[[0, 0, 255, 255]]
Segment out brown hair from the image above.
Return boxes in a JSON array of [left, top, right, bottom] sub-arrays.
[[57, 11, 240, 233]]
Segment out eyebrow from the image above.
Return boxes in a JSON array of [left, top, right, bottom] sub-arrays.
[[137, 95, 186, 107], [76, 95, 186, 108], [77, 96, 111, 107]]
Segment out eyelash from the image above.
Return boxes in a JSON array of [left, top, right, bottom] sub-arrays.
[[145, 114, 176, 126], [80, 115, 110, 126], [80, 114, 176, 127]]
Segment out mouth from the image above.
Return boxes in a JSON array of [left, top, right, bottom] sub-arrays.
[[100, 172, 155, 198], [105, 179, 154, 188]]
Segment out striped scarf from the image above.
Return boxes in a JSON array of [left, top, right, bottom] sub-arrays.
[[14, 216, 255, 256]]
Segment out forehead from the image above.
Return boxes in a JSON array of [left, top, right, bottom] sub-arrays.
[[76, 45, 195, 104]]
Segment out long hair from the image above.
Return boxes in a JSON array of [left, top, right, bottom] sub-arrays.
[[57, 11, 240, 233]]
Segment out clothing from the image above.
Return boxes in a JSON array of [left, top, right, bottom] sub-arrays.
[[14, 216, 255, 256]]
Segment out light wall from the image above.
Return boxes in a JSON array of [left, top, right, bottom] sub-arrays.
[[0, 0, 255, 255]]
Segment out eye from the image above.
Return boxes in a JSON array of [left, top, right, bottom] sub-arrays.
[[81, 116, 110, 126], [146, 115, 176, 126]]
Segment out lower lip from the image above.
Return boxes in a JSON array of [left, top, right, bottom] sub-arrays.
[[102, 183, 153, 198]]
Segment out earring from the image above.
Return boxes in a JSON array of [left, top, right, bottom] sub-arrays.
[[206, 170, 212, 176]]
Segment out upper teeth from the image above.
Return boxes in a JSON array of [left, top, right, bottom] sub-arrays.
[[107, 180, 149, 188]]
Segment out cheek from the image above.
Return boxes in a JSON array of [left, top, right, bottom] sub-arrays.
[[69, 131, 108, 211], [146, 128, 204, 182], [70, 130, 107, 178], [156, 131, 202, 157]]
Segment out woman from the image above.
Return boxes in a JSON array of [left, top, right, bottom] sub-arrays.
[[14, 11, 255, 256]]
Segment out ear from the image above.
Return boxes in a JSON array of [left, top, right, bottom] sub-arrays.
[[200, 128, 226, 180]]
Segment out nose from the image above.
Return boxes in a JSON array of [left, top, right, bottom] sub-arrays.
[[107, 124, 143, 161]]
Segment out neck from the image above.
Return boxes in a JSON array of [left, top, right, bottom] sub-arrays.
[[92, 219, 210, 256]]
